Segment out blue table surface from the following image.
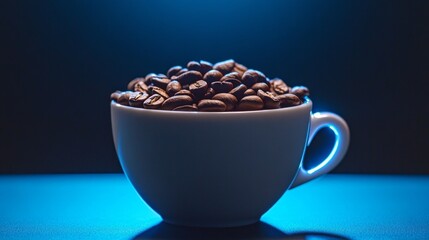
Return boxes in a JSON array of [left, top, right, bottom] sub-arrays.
[[0, 174, 428, 240]]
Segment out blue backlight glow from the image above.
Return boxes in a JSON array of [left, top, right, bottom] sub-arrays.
[[307, 125, 339, 174]]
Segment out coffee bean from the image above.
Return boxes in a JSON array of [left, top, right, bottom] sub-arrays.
[[233, 62, 248, 76], [204, 87, 216, 99], [175, 70, 203, 85], [257, 90, 280, 109], [151, 77, 171, 89], [172, 104, 198, 111], [278, 93, 302, 107], [144, 73, 157, 85], [199, 60, 213, 75], [161, 95, 194, 110], [237, 95, 264, 111], [212, 93, 238, 111], [129, 91, 149, 108], [134, 81, 149, 93], [221, 72, 242, 87], [251, 82, 270, 92], [213, 59, 235, 74], [143, 94, 165, 109], [229, 84, 247, 100], [203, 70, 223, 84], [166, 80, 182, 96], [189, 80, 208, 98], [157, 73, 167, 78], [167, 66, 183, 78], [242, 69, 268, 87], [220, 72, 241, 81], [271, 78, 289, 95], [243, 88, 256, 96], [211, 81, 234, 93], [254, 70, 268, 83], [224, 79, 241, 88], [241, 70, 259, 87], [188, 60, 212, 75], [149, 86, 170, 99], [174, 89, 195, 100], [122, 60, 309, 111], [127, 78, 144, 91], [187, 61, 201, 72], [174, 68, 188, 77], [110, 91, 121, 101], [291, 86, 310, 101], [117, 91, 133, 106], [197, 99, 227, 112]]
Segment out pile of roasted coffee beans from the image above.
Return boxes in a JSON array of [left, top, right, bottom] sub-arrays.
[[111, 60, 309, 111]]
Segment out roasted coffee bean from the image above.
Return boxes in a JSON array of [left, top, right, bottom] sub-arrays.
[[257, 90, 280, 109], [127, 78, 144, 91], [204, 88, 216, 99], [211, 81, 234, 93], [134, 81, 149, 93], [242, 69, 268, 87], [251, 82, 270, 92], [173, 104, 198, 111], [187, 61, 201, 72], [241, 70, 259, 87], [221, 72, 242, 87], [149, 86, 170, 99], [243, 88, 256, 96], [229, 84, 247, 100], [189, 80, 208, 98], [203, 70, 223, 84], [174, 89, 195, 100], [166, 80, 182, 96], [213, 59, 235, 74], [143, 94, 165, 109], [271, 78, 289, 94], [151, 77, 171, 89], [121, 60, 309, 111], [255, 70, 267, 83], [187, 60, 212, 74], [212, 93, 238, 111], [224, 78, 241, 87], [129, 91, 149, 107], [117, 91, 133, 106], [144, 73, 157, 84], [233, 62, 248, 76], [148, 85, 158, 94], [199, 60, 213, 75], [157, 73, 167, 78], [161, 95, 193, 110], [175, 70, 203, 85], [291, 86, 310, 100], [167, 66, 183, 78], [175, 68, 188, 77], [278, 93, 302, 107], [198, 99, 227, 112], [237, 95, 264, 111], [110, 91, 122, 101], [220, 72, 241, 81]]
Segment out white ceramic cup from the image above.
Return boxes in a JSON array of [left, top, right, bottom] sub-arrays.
[[111, 99, 349, 227]]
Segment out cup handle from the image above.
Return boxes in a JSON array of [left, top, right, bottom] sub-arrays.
[[290, 112, 350, 188]]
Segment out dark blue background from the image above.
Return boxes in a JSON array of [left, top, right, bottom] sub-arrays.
[[1, 0, 428, 173]]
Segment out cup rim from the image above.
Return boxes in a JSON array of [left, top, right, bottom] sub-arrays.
[[111, 98, 312, 116]]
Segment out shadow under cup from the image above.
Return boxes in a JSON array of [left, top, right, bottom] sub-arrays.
[[111, 100, 337, 227]]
